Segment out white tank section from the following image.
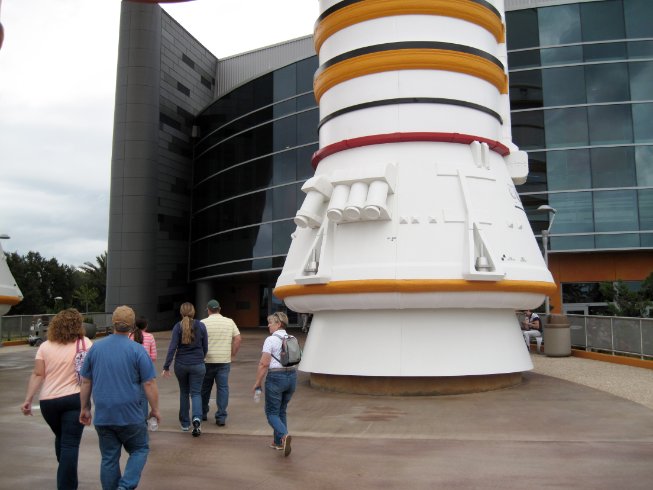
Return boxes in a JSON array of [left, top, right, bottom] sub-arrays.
[[275, 0, 555, 378], [0, 239, 22, 316]]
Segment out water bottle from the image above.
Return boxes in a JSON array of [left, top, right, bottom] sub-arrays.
[[148, 417, 158, 431], [254, 387, 262, 403]]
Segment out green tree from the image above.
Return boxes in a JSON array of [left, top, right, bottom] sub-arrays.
[[5, 251, 76, 314], [78, 251, 106, 311], [73, 284, 99, 313], [599, 280, 652, 318]]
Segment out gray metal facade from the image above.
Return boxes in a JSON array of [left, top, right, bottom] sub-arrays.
[[107, 2, 217, 329], [214, 36, 315, 99]]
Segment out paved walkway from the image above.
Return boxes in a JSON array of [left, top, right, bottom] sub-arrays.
[[1, 330, 652, 489]]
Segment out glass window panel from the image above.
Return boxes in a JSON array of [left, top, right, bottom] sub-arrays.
[[540, 45, 583, 65], [506, 9, 540, 50], [508, 50, 541, 69], [272, 184, 299, 220], [272, 116, 297, 151], [585, 63, 630, 103], [273, 64, 296, 102], [273, 99, 297, 118], [624, 0, 653, 38], [297, 144, 318, 181], [542, 66, 586, 106], [296, 93, 317, 111], [538, 4, 581, 46], [590, 147, 636, 188], [583, 42, 627, 62], [297, 109, 319, 145], [551, 235, 595, 250], [641, 234, 653, 247], [580, 0, 625, 42], [636, 146, 653, 186], [638, 189, 653, 230], [588, 105, 633, 145], [297, 56, 319, 93], [272, 151, 297, 185], [596, 233, 639, 248], [273, 220, 296, 255], [522, 152, 547, 192], [629, 61, 653, 101], [509, 70, 543, 110], [512, 111, 545, 149], [628, 41, 653, 59], [594, 190, 638, 232], [547, 149, 591, 191], [252, 223, 273, 259], [544, 107, 588, 148], [549, 192, 594, 233], [633, 104, 653, 143]]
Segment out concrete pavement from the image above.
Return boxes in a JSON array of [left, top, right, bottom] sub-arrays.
[[1, 329, 652, 489]]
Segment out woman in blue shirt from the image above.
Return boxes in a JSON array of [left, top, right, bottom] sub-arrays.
[[163, 302, 208, 437]]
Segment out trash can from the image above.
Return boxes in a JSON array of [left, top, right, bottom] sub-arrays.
[[83, 322, 97, 339], [543, 314, 571, 357]]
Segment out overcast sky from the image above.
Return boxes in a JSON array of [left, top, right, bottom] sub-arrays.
[[0, 0, 316, 267]]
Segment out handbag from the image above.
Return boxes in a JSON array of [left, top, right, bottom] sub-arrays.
[[73, 337, 88, 385]]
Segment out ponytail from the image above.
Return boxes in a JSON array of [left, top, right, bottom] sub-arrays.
[[179, 302, 196, 345]]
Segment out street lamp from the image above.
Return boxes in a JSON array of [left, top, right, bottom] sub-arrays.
[[537, 205, 557, 315]]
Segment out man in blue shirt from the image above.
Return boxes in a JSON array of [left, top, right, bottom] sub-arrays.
[[79, 306, 161, 490]]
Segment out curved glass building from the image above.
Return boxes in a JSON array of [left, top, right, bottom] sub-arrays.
[[190, 57, 318, 325], [108, 0, 653, 328], [506, 0, 653, 314]]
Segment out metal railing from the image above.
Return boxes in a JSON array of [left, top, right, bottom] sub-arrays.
[[566, 314, 653, 360], [0, 312, 112, 342]]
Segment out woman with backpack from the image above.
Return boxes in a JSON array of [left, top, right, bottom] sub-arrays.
[[21, 308, 93, 489], [162, 302, 208, 437], [252, 311, 296, 457]]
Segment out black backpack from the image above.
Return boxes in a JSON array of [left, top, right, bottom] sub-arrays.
[[271, 333, 302, 367]]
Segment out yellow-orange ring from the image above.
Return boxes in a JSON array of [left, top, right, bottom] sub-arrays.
[[0, 295, 22, 306], [274, 279, 557, 299], [315, 0, 505, 52], [314, 48, 508, 103]]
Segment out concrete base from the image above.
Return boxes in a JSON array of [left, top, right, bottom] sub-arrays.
[[310, 372, 523, 395]]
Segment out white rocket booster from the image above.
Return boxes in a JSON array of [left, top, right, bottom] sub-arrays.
[[274, 0, 556, 391], [0, 239, 22, 316]]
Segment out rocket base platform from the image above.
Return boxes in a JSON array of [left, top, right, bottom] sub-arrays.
[[298, 308, 532, 394]]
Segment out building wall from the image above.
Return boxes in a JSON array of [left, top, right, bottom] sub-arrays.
[[548, 251, 653, 312], [107, 2, 216, 329], [505, 0, 653, 311]]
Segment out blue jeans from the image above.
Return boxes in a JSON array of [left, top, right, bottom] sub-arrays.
[[174, 362, 206, 427], [40, 393, 85, 489], [264, 370, 297, 445], [201, 363, 231, 423], [96, 423, 149, 490]]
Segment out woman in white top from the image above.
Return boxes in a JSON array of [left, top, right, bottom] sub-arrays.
[[253, 311, 295, 456]]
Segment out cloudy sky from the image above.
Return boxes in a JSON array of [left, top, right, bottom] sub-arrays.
[[0, 0, 316, 267]]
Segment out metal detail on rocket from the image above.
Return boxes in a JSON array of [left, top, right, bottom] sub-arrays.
[[274, 0, 556, 390]]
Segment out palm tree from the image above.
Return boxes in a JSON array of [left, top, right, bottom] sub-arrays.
[[78, 251, 107, 311]]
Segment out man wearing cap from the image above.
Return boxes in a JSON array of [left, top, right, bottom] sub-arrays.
[[200, 299, 241, 426], [79, 306, 161, 490]]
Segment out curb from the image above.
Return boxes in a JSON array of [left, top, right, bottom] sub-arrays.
[[572, 348, 653, 370]]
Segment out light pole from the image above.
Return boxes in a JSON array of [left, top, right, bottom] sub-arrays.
[[537, 205, 557, 315]]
